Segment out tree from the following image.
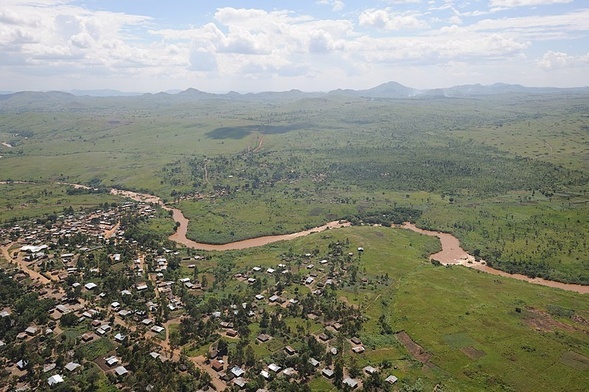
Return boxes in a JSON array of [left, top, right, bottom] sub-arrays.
[[245, 345, 256, 367], [334, 359, 344, 388]]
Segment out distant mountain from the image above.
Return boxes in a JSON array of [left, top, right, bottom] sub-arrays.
[[70, 89, 143, 97], [1, 83, 588, 109]]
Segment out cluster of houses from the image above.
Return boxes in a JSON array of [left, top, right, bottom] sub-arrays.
[[0, 199, 401, 391]]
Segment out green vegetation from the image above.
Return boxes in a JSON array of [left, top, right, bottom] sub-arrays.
[[1, 91, 589, 390]]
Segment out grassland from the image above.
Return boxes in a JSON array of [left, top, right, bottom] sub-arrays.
[[180, 226, 589, 391], [2, 90, 589, 390], [2, 92, 589, 282]]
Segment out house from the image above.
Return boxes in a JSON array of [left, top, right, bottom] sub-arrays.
[[211, 359, 224, 372], [230, 366, 245, 378], [269, 295, 280, 303], [257, 333, 271, 342], [25, 326, 38, 336], [111, 302, 120, 309], [268, 363, 281, 373], [385, 375, 398, 384], [343, 377, 359, 389], [136, 283, 148, 291], [255, 294, 264, 300], [352, 346, 365, 354], [351, 337, 362, 345], [55, 304, 70, 314], [114, 366, 128, 376], [332, 322, 342, 331], [105, 356, 119, 367], [17, 359, 28, 370], [151, 325, 165, 333], [318, 333, 329, 341], [322, 368, 334, 379], [363, 365, 377, 374], [309, 358, 320, 367], [282, 367, 296, 377], [226, 329, 238, 337], [266, 268, 275, 274], [65, 362, 81, 372], [81, 333, 94, 342], [149, 352, 161, 360], [141, 318, 154, 326], [47, 374, 64, 386], [330, 347, 338, 355], [233, 377, 246, 389], [284, 346, 297, 355], [43, 363, 57, 373], [260, 370, 270, 379], [114, 333, 126, 342]]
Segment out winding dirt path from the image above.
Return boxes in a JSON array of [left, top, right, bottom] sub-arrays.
[[402, 223, 589, 294], [252, 133, 264, 153]]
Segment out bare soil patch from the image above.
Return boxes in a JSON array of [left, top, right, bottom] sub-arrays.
[[523, 307, 574, 332], [461, 346, 486, 360], [560, 351, 589, 370], [396, 331, 432, 364]]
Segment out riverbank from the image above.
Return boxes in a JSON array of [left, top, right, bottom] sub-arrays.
[[109, 187, 588, 294], [401, 222, 589, 295]]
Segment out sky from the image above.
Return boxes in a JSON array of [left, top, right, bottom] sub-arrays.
[[0, 0, 588, 93]]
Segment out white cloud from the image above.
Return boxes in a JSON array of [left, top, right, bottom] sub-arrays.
[[490, 0, 572, 8], [537, 50, 589, 69], [359, 9, 428, 30], [317, 0, 345, 12]]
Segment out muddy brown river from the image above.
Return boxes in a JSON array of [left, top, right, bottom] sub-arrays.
[[110, 188, 588, 294]]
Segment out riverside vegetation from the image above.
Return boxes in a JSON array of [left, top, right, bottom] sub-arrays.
[[1, 87, 589, 391]]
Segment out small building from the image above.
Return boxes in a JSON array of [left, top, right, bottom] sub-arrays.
[[149, 352, 161, 360], [284, 346, 297, 355], [65, 362, 81, 372], [114, 366, 128, 376], [269, 295, 280, 303], [211, 359, 224, 372], [25, 326, 39, 336], [352, 346, 365, 354], [151, 325, 165, 333], [105, 356, 119, 367], [114, 333, 126, 342], [322, 368, 334, 379], [385, 375, 398, 385], [363, 365, 377, 374], [47, 374, 64, 387], [81, 333, 94, 342], [268, 363, 281, 373], [231, 366, 245, 378], [257, 333, 271, 342], [343, 377, 358, 389], [309, 358, 320, 367], [234, 377, 246, 389], [85, 282, 97, 290]]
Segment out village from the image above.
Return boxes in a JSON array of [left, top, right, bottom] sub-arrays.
[[0, 197, 400, 391]]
